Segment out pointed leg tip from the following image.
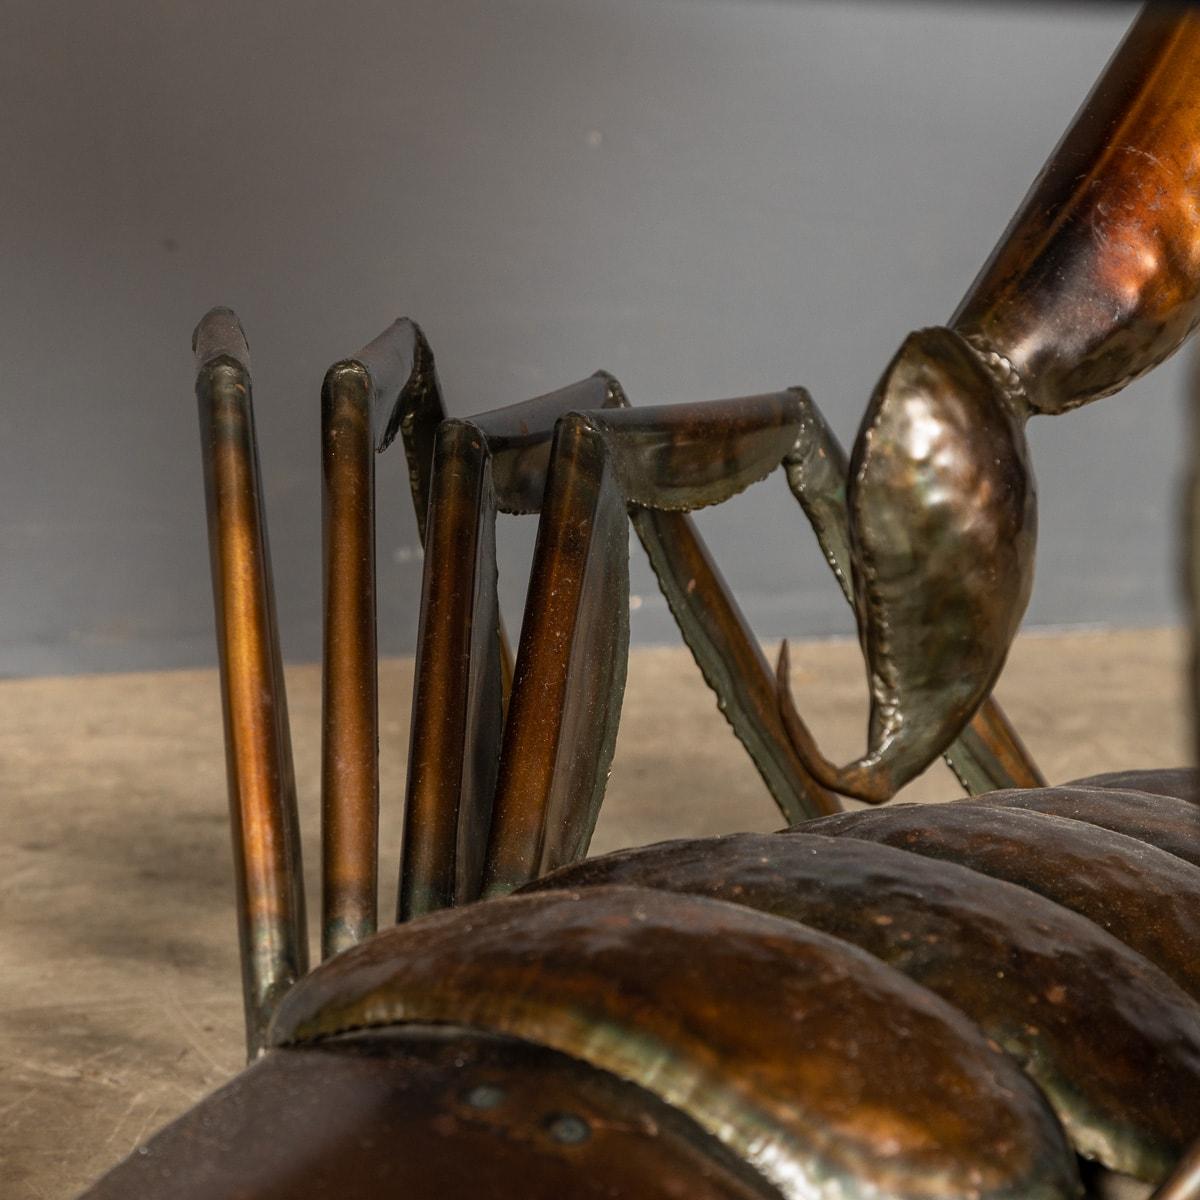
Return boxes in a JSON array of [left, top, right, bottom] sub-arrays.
[[775, 638, 792, 684]]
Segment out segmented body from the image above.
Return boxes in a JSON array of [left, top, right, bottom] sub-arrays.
[[82, 774, 1200, 1200]]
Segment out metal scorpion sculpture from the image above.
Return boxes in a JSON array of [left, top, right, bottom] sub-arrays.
[[83, 6, 1200, 1199]]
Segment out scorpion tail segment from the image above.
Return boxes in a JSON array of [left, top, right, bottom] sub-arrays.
[[581, 390, 805, 512], [963, 785, 1200, 870], [804, 802, 1200, 1006], [1065, 767, 1200, 804], [789, 326, 1037, 804], [271, 887, 1078, 1200], [483, 415, 630, 896], [399, 421, 504, 921], [194, 309, 308, 1057], [82, 1029, 782, 1200], [951, 7, 1200, 417]]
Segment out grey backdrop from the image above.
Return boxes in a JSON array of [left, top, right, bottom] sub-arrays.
[[0, 0, 1181, 677]]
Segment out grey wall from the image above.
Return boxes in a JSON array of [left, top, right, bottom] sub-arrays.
[[1, 0, 1180, 677]]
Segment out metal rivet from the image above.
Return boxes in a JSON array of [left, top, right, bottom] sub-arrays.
[[465, 1083, 506, 1110], [546, 1113, 591, 1144]]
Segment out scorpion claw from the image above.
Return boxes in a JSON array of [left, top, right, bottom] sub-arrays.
[[775, 639, 896, 804], [779, 328, 1037, 804]]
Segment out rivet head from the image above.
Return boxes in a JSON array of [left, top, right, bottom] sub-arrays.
[[545, 1113, 591, 1145], [464, 1083, 506, 1110]]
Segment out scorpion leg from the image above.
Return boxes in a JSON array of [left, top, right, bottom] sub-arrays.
[[602, 389, 843, 822], [378, 326, 517, 707], [399, 375, 621, 919], [320, 354, 379, 959], [320, 319, 450, 958], [397, 419, 504, 920], [781, 387, 1043, 794], [577, 377, 839, 822], [481, 412, 631, 895], [484, 389, 839, 890], [632, 506, 841, 820], [194, 308, 308, 1058], [333, 323, 606, 931], [780, 7, 1200, 803]]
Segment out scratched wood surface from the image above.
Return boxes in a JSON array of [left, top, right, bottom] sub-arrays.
[[0, 629, 1190, 1198]]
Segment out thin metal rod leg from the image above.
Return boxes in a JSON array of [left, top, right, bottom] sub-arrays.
[[484, 415, 629, 895], [396, 373, 620, 916], [320, 362, 379, 958], [586, 385, 841, 820], [633, 508, 841, 820], [945, 704, 1044, 793], [194, 308, 307, 1057], [399, 422, 503, 920]]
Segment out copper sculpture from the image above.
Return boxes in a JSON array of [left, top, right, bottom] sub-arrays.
[[82, 5, 1200, 1199], [778, 7, 1200, 803]]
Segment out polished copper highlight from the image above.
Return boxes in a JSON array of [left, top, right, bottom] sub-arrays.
[[194, 308, 308, 1056]]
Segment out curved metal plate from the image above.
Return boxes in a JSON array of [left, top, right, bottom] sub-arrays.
[[583, 392, 803, 511], [470, 373, 618, 514], [271, 887, 1077, 1200], [82, 1027, 780, 1200], [1067, 769, 1200, 806], [781, 386, 1042, 796], [803, 802, 1200, 1003], [967, 786, 1200, 870], [528, 831, 1200, 1180]]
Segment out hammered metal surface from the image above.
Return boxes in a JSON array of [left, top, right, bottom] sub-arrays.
[[966, 786, 1200, 870], [528, 827, 1200, 1179], [803, 801, 1200, 1002], [270, 886, 1077, 1200]]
